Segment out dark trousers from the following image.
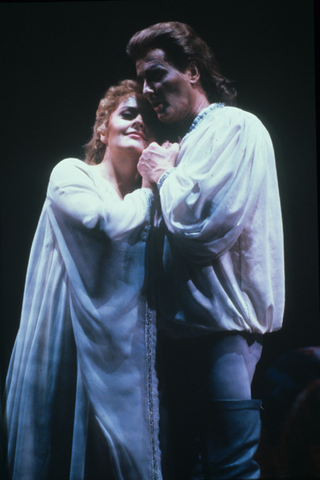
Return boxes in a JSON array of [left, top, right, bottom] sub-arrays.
[[157, 331, 263, 479]]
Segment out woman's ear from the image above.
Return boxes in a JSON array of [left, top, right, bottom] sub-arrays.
[[188, 62, 200, 85], [100, 134, 108, 145], [98, 123, 108, 145]]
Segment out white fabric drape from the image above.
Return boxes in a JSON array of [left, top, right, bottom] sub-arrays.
[[5, 158, 162, 480]]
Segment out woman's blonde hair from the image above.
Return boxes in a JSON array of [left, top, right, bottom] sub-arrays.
[[85, 79, 145, 165]]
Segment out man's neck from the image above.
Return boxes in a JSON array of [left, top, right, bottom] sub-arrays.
[[169, 95, 211, 141]]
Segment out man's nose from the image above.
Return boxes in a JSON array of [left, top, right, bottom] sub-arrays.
[[143, 80, 154, 96]]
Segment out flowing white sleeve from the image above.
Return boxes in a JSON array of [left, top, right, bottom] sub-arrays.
[[47, 158, 153, 242], [158, 109, 275, 262]]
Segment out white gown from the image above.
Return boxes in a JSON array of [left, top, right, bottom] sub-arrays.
[[5, 158, 162, 480]]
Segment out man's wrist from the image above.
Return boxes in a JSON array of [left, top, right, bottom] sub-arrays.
[[157, 168, 175, 190]]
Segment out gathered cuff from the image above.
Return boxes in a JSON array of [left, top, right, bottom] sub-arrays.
[[157, 168, 175, 191], [140, 188, 155, 223]]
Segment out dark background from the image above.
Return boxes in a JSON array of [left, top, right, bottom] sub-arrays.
[[0, 0, 318, 400]]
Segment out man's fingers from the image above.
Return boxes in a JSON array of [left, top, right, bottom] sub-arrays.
[[167, 142, 180, 166], [137, 159, 146, 173], [162, 140, 172, 149], [169, 142, 180, 153], [161, 141, 180, 152]]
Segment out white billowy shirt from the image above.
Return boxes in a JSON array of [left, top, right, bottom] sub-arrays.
[[5, 158, 162, 480], [155, 103, 285, 336]]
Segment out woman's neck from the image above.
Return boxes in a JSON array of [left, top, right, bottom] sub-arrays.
[[95, 151, 140, 199]]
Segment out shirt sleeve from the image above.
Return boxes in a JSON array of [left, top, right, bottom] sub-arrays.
[[158, 108, 275, 262], [47, 158, 153, 242]]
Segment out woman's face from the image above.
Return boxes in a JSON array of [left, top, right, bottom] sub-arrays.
[[101, 96, 155, 157]]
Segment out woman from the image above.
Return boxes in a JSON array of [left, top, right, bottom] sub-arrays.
[[5, 80, 166, 480]]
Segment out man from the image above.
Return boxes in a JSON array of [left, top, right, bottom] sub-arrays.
[[127, 22, 285, 479]]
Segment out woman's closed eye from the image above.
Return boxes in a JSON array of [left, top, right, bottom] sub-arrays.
[[121, 109, 137, 119]]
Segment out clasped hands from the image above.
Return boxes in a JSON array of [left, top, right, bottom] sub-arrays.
[[138, 141, 180, 186]]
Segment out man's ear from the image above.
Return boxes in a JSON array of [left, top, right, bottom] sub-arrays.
[[188, 62, 201, 85]]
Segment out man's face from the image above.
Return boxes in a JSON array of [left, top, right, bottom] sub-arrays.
[[136, 49, 196, 125]]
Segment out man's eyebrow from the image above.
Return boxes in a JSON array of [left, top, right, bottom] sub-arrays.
[[140, 61, 165, 73], [146, 61, 165, 69], [137, 62, 165, 82]]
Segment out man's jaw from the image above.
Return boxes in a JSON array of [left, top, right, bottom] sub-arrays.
[[147, 94, 165, 113], [151, 100, 165, 114]]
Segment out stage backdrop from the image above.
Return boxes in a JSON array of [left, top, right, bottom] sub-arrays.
[[1, 0, 318, 397]]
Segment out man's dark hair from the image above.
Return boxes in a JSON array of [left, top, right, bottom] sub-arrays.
[[126, 21, 237, 106]]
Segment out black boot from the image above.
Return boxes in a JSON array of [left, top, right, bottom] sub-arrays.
[[200, 399, 262, 479]]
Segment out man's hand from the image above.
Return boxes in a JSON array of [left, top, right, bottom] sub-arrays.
[[138, 141, 180, 184]]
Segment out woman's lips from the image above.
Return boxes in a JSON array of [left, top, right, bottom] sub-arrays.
[[127, 131, 145, 140]]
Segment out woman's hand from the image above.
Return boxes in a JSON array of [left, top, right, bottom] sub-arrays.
[[141, 177, 155, 192], [138, 141, 180, 184]]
